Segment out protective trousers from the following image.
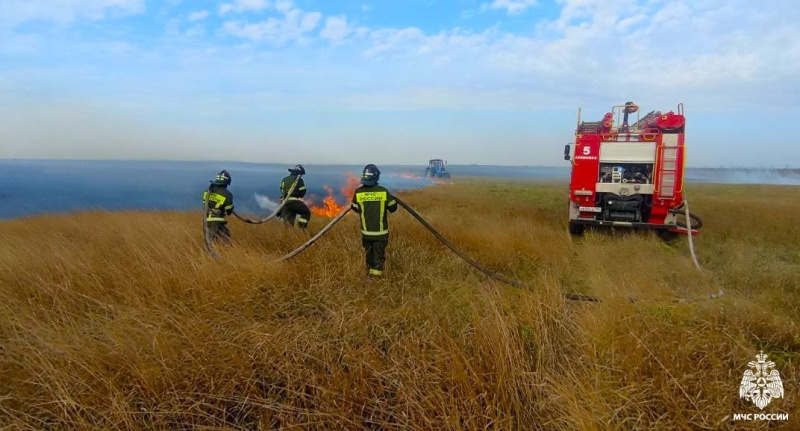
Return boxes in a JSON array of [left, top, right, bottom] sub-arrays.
[[281, 200, 311, 228], [207, 221, 231, 243], [362, 237, 387, 276]]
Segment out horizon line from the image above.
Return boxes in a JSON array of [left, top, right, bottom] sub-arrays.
[[1, 157, 799, 170]]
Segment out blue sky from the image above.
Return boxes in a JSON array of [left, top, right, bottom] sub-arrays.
[[0, 0, 798, 167]]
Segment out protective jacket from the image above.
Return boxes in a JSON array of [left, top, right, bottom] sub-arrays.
[[280, 174, 306, 201], [203, 185, 234, 223], [350, 185, 397, 239]]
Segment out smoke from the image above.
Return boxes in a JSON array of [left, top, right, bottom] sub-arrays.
[[686, 169, 800, 186], [254, 193, 280, 211]]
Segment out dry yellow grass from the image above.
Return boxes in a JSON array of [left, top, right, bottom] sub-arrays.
[[1, 179, 798, 430]]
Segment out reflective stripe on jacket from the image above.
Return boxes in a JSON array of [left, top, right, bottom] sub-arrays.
[[350, 185, 397, 237], [280, 174, 306, 200], [203, 185, 234, 222]]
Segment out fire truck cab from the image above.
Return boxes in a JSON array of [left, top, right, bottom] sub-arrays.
[[564, 102, 700, 236]]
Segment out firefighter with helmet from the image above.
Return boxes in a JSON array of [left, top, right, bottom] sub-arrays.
[[350, 164, 398, 278], [203, 170, 235, 243], [279, 164, 311, 229]]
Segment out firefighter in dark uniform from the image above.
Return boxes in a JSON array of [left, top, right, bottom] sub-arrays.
[[279, 164, 311, 229], [350, 164, 398, 277], [203, 170, 234, 243]]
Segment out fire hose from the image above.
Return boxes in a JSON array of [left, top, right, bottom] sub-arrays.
[[681, 199, 724, 301], [623, 199, 721, 303], [394, 198, 599, 302], [204, 190, 714, 304], [232, 175, 302, 224], [272, 207, 352, 263], [203, 176, 302, 259], [268, 196, 599, 302], [683, 200, 702, 271], [672, 201, 704, 230]]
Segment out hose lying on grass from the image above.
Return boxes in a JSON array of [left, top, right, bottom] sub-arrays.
[[623, 199, 722, 304], [205, 192, 721, 304], [232, 175, 302, 224], [268, 196, 598, 302], [394, 197, 599, 302], [684, 200, 702, 271], [272, 207, 352, 263], [681, 199, 724, 301]]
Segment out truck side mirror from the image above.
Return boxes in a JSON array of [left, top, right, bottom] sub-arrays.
[[564, 144, 571, 161]]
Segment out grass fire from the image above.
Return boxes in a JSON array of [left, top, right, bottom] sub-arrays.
[[309, 174, 361, 218]]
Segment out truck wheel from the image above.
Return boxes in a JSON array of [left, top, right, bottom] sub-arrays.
[[569, 222, 585, 236]]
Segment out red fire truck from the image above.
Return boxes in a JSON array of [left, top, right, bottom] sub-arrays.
[[564, 102, 702, 236]]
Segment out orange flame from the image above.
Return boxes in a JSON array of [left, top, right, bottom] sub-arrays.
[[309, 174, 361, 218]]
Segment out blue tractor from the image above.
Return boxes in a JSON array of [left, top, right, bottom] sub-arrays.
[[425, 159, 451, 178]]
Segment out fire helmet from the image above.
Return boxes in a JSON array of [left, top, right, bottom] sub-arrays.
[[361, 164, 381, 186], [212, 170, 231, 186], [289, 164, 306, 175]]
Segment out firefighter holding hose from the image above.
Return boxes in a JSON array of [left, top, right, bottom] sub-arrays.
[[350, 164, 398, 278], [279, 164, 311, 229], [203, 170, 235, 243]]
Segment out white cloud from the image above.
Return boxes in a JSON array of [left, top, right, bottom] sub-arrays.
[[219, 0, 269, 15], [354, 0, 800, 111], [482, 0, 537, 15], [188, 10, 209, 21], [320, 15, 351, 43], [274, 0, 294, 13], [365, 27, 427, 57], [222, 1, 322, 44], [223, 16, 321, 43], [355, 26, 369, 38], [0, 0, 145, 25]]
